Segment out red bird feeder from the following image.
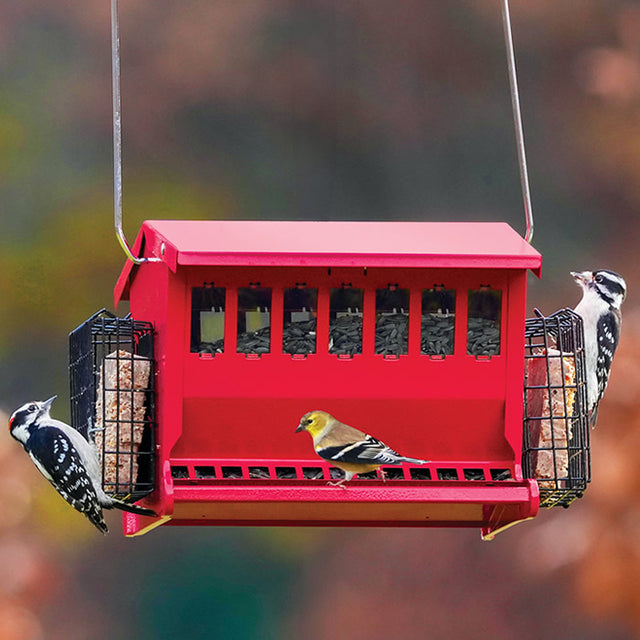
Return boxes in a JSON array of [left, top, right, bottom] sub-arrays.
[[66, 1, 592, 538], [73, 219, 547, 537]]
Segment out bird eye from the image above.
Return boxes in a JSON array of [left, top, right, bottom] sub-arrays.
[[28, 404, 38, 412], [595, 274, 604, 284]]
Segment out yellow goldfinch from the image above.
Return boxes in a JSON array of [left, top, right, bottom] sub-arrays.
[[295, 410, 429, 485]]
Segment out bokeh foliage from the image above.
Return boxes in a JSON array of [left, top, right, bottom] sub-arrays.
[[2, 2, 640, 639]]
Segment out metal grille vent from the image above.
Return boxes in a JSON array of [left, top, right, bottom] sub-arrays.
[[168, 462, 513, 483]]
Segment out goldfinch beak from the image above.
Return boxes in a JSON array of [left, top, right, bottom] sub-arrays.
[[295, 422, 305, 433]]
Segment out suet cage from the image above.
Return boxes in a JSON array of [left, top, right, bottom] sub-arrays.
[[522, 309, 590, 508], [69, 311, 155, 501]]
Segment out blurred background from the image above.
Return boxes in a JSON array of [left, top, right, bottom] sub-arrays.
[[1, 0, 640, 637]]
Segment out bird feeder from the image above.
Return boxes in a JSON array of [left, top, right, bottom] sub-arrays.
[[66, 1, 592, 538], [67, 218, 584, 538]]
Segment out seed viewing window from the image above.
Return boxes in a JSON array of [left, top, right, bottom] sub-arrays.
[[237, 286, 271, 355], [421, 286, 456, 356], [191, 285, 226, 354], [283, 287, 318, 355], [375, 286, 409, 356], [329, 287, 363, 355], [187, 282, 507, 357], [467, 288, 502, 356]]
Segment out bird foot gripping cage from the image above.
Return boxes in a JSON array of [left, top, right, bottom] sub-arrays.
[[69, 310, 155, 502], [522, 308, 590, 508]]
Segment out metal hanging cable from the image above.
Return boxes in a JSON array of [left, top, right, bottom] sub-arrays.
[[110, 0, 534, 254], [501, 0, 534, 244], [111, 0, 159, 264]]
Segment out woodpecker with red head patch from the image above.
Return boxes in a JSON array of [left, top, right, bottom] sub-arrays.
[[9, 396, 156, 533]]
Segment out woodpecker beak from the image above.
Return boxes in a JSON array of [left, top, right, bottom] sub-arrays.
[[571, 271, 593, 285], [42, 396, 57, 412], [295, 422, 305, 433]]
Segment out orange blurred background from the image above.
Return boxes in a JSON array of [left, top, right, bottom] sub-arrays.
[[1, 2, 640, 638]]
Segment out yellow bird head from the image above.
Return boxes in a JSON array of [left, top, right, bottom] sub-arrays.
[[295, 410, 333, 437]]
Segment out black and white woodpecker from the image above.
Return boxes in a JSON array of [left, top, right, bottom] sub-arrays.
[[8, 396, 156, 533], [572, 269, 627, 427]]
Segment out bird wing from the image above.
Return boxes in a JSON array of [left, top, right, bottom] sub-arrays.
[[27, 427, 108, 532], [592, 310, 621, 425], [317, 433, 406, 466]]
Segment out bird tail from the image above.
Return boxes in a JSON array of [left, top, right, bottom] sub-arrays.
[[86, 508, 109, 534], [398, 456, 430, 465], [106, 497, 158, 517]]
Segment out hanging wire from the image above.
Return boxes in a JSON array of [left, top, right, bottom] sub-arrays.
[[111, 0, 160, 264], [501, 0, 534, 244], [110, 0, 534, 250]]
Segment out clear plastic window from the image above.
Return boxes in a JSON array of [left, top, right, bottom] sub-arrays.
[[467, 288, 501, 356], [375, 286, 409, 356], [329, 287, 363, 355], [422, 287, 456, 356], [191, 286, 226, 354], [237, 286, 271, 354], [283, 287, 318, 355]]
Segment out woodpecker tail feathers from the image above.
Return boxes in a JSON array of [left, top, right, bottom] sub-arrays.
[[106, 497, 157, 517], [87, 509, 109, 534]]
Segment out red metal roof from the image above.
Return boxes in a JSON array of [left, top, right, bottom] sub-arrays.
[[115, 220, 541, 303]]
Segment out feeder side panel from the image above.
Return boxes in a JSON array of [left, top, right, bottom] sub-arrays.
[[503, 270, 528, 475], [126, 261, 188, 516]]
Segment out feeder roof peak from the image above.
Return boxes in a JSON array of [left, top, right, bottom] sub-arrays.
[[116, 220, 541, 303], [137, 219, 540, 267]]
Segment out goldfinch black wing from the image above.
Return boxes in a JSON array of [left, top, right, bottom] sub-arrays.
[[317, 434, 406, 465]]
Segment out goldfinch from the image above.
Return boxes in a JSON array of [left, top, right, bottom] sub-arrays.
[[295, 410, 429, 485]]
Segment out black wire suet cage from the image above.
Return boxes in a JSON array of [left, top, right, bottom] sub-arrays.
[[69, 310, 156, 501], [522, 309, 590, 508]]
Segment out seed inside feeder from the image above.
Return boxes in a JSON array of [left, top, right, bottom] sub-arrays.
[[467, 317, 501, 356], [375, 312, 409, 355], [196, 291, 503, 356], [421, 313, 455, 356], [329, 314, 363, 355], [283, 318, 317, 355]]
